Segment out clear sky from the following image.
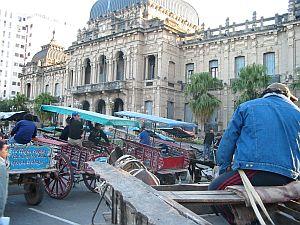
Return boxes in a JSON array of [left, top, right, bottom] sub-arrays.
[[1, 0, 288, 41]]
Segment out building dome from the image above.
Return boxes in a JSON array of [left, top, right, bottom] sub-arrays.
[[90, 0, 199, 25], [31, 39, 66, 66]]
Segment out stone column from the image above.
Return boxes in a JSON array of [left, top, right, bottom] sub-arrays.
[[107, 57, 113, 82], [144, 56, 149, 80], [91, 60, 97, 84]]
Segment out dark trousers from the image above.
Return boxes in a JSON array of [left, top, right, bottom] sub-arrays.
[[208, 170, 294, 225]]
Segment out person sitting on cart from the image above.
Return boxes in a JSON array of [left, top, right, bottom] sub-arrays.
[[209, 83, 300, 225], [0, 140, 9, 218], [9, 113, 37, 145], [139, 126, 151, 146], [68, 112, 83, 147], [59, 117, 71, 141], [88, 123, 109, 145]]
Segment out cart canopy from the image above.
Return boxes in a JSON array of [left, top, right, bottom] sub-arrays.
[[114, 111, 197, 130], [0, 111, 39, 122], [41, 105, 139, 127]]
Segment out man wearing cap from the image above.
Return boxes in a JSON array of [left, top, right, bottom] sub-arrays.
[[209, 83, 300, 225], [68, 112, 83, 147]]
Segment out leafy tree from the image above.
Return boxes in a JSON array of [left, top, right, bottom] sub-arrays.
[[11, 93, 28, 111], [34, 93, 58, 124], [185, 72, 223, 126], [0, 100, 12, 112], [291, 67, 300, 90], [231, 64, 270, 107]]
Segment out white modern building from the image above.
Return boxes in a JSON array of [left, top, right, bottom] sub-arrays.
[[0, 9, 77, 99], [0, 9, 27, 99]]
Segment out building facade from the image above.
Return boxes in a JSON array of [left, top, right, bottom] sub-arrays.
[[20, 0, 300, 129], [0, 9, 28, 99]]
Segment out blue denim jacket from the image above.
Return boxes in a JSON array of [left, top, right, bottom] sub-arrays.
[[217, 94, 300, 179], [0, 157, 8, 217]]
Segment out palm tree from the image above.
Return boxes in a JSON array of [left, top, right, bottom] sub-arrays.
[[11, 93, 28, 111], [231, 64, 270, 107], [34, 93, 58, 124], [185, 72, 223, 128]]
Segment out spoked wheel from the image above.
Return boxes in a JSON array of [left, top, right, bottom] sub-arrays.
[[44, 153, 74, 199], [82, 174, 100, 193], [24, 177, 44, 205]]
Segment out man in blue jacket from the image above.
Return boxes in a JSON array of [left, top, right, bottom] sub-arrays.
[[9, 113, 37, 145], [209, 83, 300, 225]]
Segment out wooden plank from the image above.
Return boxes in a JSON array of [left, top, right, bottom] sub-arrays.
[[275, 211, 300, 225], [286, 201, 300, 212], [166, 190, 235, 195], [89, 162, 212, 225], [161, 191, 244, 204], [152, 184, 209, 192], [8, 168, 56, 175], [278, 204, 300, 221]]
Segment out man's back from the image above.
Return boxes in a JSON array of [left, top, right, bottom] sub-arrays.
[[12, 120, 37, 144], [68, 120, 83, 140], [139, 130, 150, 145], [218, 95, 300, 179]]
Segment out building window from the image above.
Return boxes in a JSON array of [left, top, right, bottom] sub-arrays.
[[12, 81, 16, 85], [184, 103, 194, 123], [45, 85, 49, 93], [235, 56, 245, 77], [146, 55, 156, 80], [116, 51, 124, 81], [145, 101, 153, 115], [167, 101, 174, 119], [26, 83, 31, 98], [68, 70, 73, 89], [99, 55, 107, 82], [84, 58, 91, 84], [11, 91, 16, 95], [209, 60, 219, 78], [263, 52, 275, 76], [185, 63, 194, 83], [54, 83, 60, 97], [168, 61, 176, 82]]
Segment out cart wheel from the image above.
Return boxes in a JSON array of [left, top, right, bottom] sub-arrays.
[[24, 178, 44, 205], [44, 153, 74, 199], [82, 174, 100, 193]]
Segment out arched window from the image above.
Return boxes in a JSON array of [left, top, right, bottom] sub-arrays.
[[45, 84, 49, 93], [147, 55, 156, 80], [97, 99, 106, 114], [84, 58, 91, 84], [116, 52, 124, 81], [99, 55, 107, 82], [113, 98, 124, 115], [26, 83, 31, 98], [54, 83, 60, 97], [82, 101, 90, 111]]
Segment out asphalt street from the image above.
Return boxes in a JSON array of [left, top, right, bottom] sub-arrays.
[[5, 183, 110, 225]]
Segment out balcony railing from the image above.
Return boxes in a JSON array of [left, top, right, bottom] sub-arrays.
[[72, 81, 126, 94]]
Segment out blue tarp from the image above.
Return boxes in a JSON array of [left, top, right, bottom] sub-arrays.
[[41, 105, 140, 127], [115, 111, 197, 129]]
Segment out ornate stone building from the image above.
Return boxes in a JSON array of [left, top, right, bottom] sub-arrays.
[[21, 0, 300, 129]]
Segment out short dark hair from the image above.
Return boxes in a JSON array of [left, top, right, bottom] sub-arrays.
[[261, 88, 288, 98], [0, 140, 5, 151], [66, 117, 71, 124], [23, 113, 34, 121]]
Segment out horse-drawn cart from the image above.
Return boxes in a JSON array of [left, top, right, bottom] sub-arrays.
[[114, 111, 197, 184], [8, 143, 57, 205], [37, 105, 139, 198]]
